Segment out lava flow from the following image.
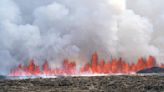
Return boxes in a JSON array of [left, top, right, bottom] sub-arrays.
[[9, 52, 163, 76]]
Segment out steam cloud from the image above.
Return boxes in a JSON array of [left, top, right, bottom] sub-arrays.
[[0, 0, 164, 75]]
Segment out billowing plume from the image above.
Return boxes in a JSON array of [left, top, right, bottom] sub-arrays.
[[0, 0, 164, 75]]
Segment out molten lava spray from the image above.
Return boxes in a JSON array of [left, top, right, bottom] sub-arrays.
[[0, 0, 164, 75], [10, 52, 160, 76]]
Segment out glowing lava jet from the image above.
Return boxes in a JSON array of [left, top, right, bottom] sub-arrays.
[[9, 52, 161, 76]]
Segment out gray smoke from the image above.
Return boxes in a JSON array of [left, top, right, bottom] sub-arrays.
[[0, 0, 164, 75]]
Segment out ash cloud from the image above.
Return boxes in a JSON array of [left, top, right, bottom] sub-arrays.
[[0, 0, 164, 75]]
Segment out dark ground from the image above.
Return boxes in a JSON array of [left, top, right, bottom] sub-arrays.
[[1, 75, 164, 92], [137, 67, 164, 73]]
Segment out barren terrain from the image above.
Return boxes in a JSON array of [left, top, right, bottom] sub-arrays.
[[1, 75, 164, 92]]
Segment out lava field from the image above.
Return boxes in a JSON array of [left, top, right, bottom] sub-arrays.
[[1, 75, 164, 92]]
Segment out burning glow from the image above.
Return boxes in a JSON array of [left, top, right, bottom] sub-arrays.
[[9, 52, 161, 76]]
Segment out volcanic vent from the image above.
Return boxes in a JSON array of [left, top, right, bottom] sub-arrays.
[[9, 52, 164, 77], [0, 0, 164, 77]]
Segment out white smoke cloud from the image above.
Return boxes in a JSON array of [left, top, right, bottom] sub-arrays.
[[0, 0, 164, 75], [117, 10, 159, 62]]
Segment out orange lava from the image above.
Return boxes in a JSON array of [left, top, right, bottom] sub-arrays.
[[9, 52, 160, 76]]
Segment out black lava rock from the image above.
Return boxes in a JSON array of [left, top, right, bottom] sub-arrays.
[[137, 67, 164, 73], [0, 75, 6, 79], [1, 75, 164, 92]]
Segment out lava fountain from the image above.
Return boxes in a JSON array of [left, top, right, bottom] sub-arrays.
[[9, 52, 164, 77]]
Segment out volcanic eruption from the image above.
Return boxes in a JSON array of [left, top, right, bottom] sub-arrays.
[[1, 0, 164, 92], [9, 52, 164, 76], [0, 0, 164, 77]]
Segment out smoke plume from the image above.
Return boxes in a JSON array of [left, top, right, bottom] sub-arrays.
[[0, 0, 164, 75]]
